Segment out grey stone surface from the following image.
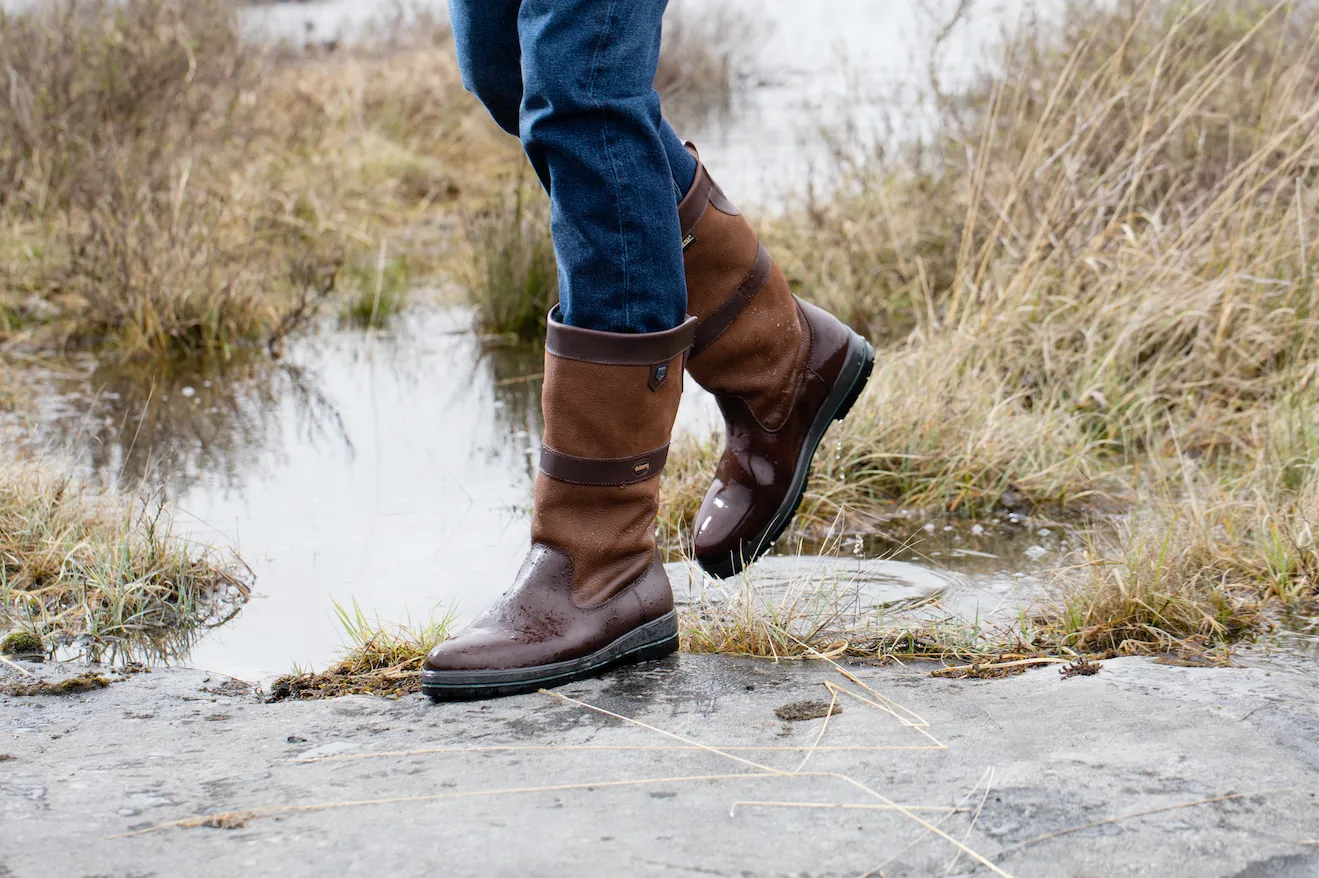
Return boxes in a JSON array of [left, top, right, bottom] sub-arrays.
[[2, 655, 1317, 877]]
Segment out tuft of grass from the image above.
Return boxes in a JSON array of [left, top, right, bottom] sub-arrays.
[[0, 467, 251, 663], [0, 0, 293, 359], [463, 183, 558, 342], [1042, 511, 1262, 657], [267, 599, 457, 700], [1041, 448, 1318, 654], [338, 247, 410, 330]]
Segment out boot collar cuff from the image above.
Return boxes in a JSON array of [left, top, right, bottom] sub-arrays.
[[546, 308, 697, 366]]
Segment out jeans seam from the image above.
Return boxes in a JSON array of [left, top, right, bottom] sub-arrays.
[[585, 0, 629, 331]]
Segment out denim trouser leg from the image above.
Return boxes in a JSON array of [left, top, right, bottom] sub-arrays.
[[448, 0, 698, 333], [449, 0, 522, 137]]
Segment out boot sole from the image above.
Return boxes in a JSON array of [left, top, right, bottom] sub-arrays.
[[699, 330, 876, 580], [421, 610, 679, 702]]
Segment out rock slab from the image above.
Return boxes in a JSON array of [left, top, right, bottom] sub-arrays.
[[2, 655, 1317, 877]]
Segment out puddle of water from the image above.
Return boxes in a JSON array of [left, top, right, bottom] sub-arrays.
[[1277, 611, 1319, 661], [668, 548, 1044, 651], [782, 516, 1073, 574], [670, 556, 959, 612]]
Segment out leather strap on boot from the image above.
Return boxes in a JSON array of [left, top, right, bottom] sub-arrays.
[[679, 146, 740, 243], [678, 143, 772, 358]]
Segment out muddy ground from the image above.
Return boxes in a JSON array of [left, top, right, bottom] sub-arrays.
[[2, 655, 1317, 877]]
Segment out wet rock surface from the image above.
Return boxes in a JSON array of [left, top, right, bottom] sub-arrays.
[[1, 655, 1317, 877]]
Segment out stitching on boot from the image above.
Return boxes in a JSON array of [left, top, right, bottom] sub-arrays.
[[720, 300, 814, 435], [570, 550, 665, 611]]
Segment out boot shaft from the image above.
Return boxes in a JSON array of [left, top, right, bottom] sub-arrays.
[[678, 147, 809, 431], [532, 309, 695, 607]]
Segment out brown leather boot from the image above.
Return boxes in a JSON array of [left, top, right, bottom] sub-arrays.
[[423, 309, 697, 700], [680, 146, 874, 579]]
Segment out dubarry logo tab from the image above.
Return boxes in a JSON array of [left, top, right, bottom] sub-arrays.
[[649, 363, 669, 391]]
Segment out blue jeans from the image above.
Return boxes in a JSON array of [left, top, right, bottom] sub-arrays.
[[450, 0, 699, 334]]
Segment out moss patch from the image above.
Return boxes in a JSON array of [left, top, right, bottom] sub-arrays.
[[1, 630, 45, 658], [2, 673, 111, 697], [267, 669, 420, 701], [775, 700, 844, 722]]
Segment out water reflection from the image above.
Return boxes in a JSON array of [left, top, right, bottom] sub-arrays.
[[1279, 611, 1319, 661], [37, 357, 348, 497], [32, 310, 545, 495], [478, 341, 545, 483]]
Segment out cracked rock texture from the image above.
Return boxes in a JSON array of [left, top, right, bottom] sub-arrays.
[[2, 655, 1317, 877]]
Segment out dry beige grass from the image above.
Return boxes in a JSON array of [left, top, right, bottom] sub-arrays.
[[672, 0, 1319, 519], [1042, 430, 1319, 654], [0, 0, 517, 359]]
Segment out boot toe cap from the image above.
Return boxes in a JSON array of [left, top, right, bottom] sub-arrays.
[[692, 480, 763, 562], [424, 631, 521, 673]]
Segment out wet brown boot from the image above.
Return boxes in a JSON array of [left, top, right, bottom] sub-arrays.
[[422, 309, 697, 700], [680, 146, 874, 579]]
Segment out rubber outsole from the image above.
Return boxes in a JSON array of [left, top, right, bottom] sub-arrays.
[[422, 610, 679, 702], [699, 331, 876, 580]]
